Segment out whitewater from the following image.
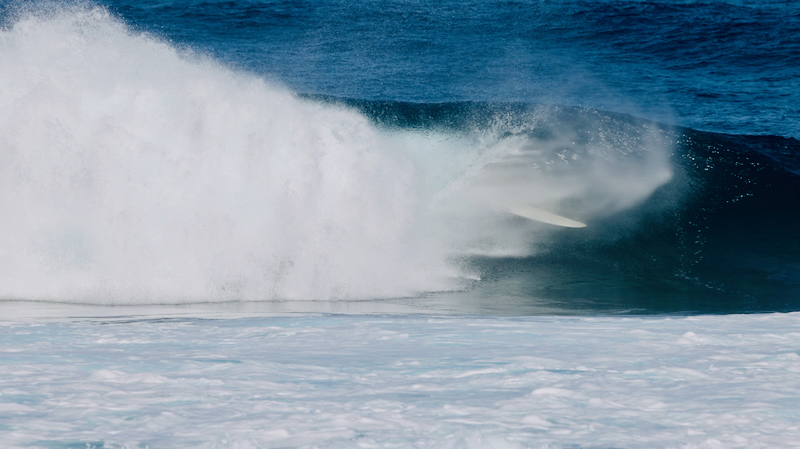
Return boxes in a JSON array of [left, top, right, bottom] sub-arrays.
[[0, 7, 672, 303], [1, 1, 799, 448], [3, 311, 800, 448]]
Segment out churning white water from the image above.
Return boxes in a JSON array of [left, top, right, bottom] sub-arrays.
[[2, 311, 800, 448], [0, 6, 672, 303]]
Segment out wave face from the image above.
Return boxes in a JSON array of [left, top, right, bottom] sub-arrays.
[[321, 98, 800, 313]]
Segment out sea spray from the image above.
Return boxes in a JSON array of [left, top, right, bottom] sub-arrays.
[[0, 6, 456, 302], [0, 6, 674, 303]]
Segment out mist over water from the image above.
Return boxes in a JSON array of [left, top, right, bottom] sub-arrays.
[[0, 6, 674, 304]]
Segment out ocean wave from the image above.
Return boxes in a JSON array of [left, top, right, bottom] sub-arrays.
[[1, 5, 797, 309]]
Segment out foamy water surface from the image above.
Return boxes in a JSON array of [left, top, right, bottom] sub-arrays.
[[2, 311, 800, 448]]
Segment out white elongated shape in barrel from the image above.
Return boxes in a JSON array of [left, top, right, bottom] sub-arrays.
[[509, 205, 587, 228]]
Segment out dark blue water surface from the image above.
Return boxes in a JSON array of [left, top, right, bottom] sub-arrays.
[[88, 0, 800, 138]]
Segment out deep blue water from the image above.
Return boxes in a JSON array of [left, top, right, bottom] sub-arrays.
[[94, 0, 800, 138], [0, 0, 798, 313]]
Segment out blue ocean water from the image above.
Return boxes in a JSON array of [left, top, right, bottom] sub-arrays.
[[99, 0, 800, 137]]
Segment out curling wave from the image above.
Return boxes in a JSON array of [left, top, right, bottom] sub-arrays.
[[1, 6, 679, 303]]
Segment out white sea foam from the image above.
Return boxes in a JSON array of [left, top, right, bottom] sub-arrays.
[[1, 312, 799, 448], [0, 6, 673, 303]]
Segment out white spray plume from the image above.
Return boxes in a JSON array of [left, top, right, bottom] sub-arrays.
[[0, 6, 673, 303]]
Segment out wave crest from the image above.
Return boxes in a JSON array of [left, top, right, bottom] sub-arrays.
[[0, 6, 674, 303]]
